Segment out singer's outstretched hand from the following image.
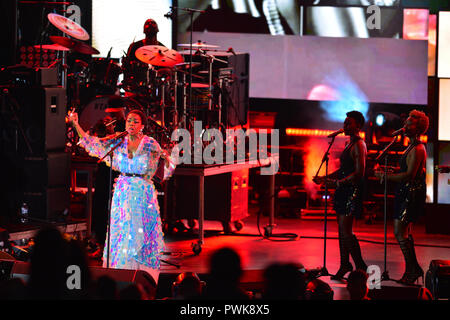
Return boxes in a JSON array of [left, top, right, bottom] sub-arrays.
[[67, 111, 79, 125]]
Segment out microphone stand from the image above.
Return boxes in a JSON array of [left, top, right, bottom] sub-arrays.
[[98, 138, 125, 268], [171, 6, 204, 129], [375, 135, 399, 282], [315, 135, 338, 278]]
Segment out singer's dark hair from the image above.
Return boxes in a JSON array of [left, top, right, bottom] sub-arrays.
[[127, 109, 147, 128], [409, 110, 429, 134], [346, 111, 365, 129]]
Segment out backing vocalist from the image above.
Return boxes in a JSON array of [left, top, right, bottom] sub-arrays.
[[375, 110, 429, 285], [313, 111, 368, 279]]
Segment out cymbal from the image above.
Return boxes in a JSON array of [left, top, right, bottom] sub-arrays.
[[191, 83, 210, 88], [135, 45, 184, 67], [174, 62, 201, 70], [47, 13, 90, 41], [50, 36, 100, 55], [34, 44, 70, 51], [178, 42, 220, 49]]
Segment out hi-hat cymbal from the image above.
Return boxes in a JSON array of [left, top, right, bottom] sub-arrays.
[[135, 45, 184, 67], [47, 13, 90, 41], [50, 36, 99, 55], [34, 44, 70, 51], [178, 42, 220, 49]]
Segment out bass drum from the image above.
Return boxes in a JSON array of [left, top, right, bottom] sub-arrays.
[[78, 95, 144, 134]]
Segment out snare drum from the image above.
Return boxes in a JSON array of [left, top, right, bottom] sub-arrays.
[[87, 58, 122, 94]]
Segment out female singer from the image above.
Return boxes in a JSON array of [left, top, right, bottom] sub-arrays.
[[375, 110, 428, 285], [68, 109, 175, 279], [313, 111, 368, 280]]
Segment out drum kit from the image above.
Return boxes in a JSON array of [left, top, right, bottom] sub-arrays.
[[41, 13, 231, 149]]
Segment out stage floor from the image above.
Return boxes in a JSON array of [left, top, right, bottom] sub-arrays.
[[157, 214, 450, 299], [5, 209, 449, 299]]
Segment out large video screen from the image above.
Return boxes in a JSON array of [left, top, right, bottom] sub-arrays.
[[92, 0, 172, 58], [402, 9, 436, 76], [178, 1, 401, 36], [439, 79, 450, 141], [305, 6, 402, 38], [177, 1, 427, 104], [438, 11, 450, 78]]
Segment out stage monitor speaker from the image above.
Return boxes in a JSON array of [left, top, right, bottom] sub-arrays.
[[182, 52, 249, 127], [426, 259, 450, 299], [368, 285, 433, 300], [4, 260, 158, 299], [1, 87, 67, 156]]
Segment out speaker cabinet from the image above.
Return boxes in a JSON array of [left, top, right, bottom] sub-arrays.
[[4, 260, 157, 298], [21, 152, 71, 191], [167, 169, 249, 224], [22, 187, 70, 221], [181, 52, 249, 127], [368, 285, 433, 300], [426, 260, 450, 299], [1, 87, 67, 155]]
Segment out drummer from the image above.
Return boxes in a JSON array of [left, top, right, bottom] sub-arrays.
[[126, 19, 166, 63]]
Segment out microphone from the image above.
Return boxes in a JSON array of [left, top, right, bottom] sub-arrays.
[[115, 131, 129, 139], [227, 47, 236, 55], [164, 10, 175, 19], [327, 129, 344, 138], [391, 127, 405, 137]]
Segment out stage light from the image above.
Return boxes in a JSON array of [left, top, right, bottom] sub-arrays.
[[371, 111, 403, 144], [375, 114, 386, 126]]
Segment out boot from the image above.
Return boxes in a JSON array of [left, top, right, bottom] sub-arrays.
[[349, 234, 368, 272], [398, 236, 424, 285], [331, 236, 353, 280]]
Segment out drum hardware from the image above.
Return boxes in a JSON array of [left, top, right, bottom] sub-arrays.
[[192, 49, 227, 112]]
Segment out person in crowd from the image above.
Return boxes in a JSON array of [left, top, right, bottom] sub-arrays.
[[262, 263, 306, 300], [202, 247, 249, 299], [347, 269, 370, 300], [172, 272, 204, 299]]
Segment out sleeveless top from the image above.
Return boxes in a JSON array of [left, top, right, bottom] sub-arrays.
[[394, 140, 426, 223], [333, 136, 364, 217], [337, 136, 363, 181]]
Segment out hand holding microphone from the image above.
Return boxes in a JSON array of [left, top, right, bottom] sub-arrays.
[[391, 127, 405, 137], [327, 129, 344, 138]]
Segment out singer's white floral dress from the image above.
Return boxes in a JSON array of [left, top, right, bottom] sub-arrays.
[[79, 135, 174, 272]]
